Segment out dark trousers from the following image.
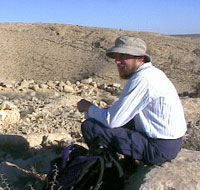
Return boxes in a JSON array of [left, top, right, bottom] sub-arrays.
[[81, 118, 183, 165]]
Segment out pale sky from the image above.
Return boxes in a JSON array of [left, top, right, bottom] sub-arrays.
[[0, 0, 199, 34]]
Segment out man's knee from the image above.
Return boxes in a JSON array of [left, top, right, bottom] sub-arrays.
[[81, 118, 95, 134]]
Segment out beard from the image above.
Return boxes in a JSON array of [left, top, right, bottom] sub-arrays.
[[118, 69, 133, 80], [119, 73, 132, 79]]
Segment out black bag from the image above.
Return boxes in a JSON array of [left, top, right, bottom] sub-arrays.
[[43, 144, 124, 190]]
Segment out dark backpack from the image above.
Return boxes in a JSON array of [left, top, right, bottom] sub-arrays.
[[43, 144, 124, 190]]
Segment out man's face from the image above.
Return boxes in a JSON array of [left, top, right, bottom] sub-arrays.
[[114, 53, 144, 79]]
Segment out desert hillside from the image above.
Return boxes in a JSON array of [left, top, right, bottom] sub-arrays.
[[0, 23, 200, 189], [0, 23, 200, 93]]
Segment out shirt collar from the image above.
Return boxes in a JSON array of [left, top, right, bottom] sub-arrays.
[[135, 62, 152, 73], [129, 62, 152, 79]]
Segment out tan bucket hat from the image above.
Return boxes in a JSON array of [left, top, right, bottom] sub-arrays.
[[106, 35, 151, 61]]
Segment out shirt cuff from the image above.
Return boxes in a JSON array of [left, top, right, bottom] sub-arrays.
[[86, 104, 98, 118]]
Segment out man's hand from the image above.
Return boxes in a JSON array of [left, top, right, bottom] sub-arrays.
[[77, 99, 93, 113]]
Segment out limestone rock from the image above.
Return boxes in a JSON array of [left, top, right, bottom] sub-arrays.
[[0, 101, 20, 123], [81, 77, 93, 84], [24, 133, 72, 147], [112, 83, 121, 88], [125, 149, 200, 190], [0, 133, 72, 150], [63, 84, 74, 93], [0, 109, 20, 123], [39, 83, 48, 89]]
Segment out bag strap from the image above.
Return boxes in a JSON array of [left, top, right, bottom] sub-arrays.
[[108, 153, 124, 178], [71, 157, 105, 190], [91, 146, 124, 179], [92, 157, 105, 190]]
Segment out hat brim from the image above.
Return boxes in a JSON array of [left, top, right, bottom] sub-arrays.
[[106, 47, 151, 61]]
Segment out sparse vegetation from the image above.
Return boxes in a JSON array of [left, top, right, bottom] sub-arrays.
[[0, 174, 11, 190]]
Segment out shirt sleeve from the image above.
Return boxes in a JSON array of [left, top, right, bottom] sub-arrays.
[[87, 76, 150, 128]]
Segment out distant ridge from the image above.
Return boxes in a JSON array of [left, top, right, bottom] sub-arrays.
[[171, 34, 200, 38]]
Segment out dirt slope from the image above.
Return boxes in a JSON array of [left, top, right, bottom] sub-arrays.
[[0, 23, 200, 93]]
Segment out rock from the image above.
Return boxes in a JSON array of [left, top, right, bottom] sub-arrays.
[[58, 81, 66, 87], [25, 133, 72, 147], [0, 81, 14, 88], [20, 79, 33, 88], [81, 77, 93, 84], [27, 91, 36, 98], [63, 84, 74, 93], [0, 101, 20, 123], [39, 83, 48, 89], [75, 81, 81, 85], [125, 149, 200, 190], [112, 83, 121, 88], [0, 109, 20, 123], [46, 80, 56, 88], [81, 88, 95, 96], [29, 84, 40, 91], [53, 91, 60, 98], [0, 101, 18, 110], [91, 82, 98, 88], [102, 96, 117, 105], [98, 83, 107, 90], [0, 135, 29, 152], [65, 80, 72, 85], [99, 100, 107, 107]]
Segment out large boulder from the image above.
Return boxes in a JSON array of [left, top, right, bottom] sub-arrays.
[[125, 148, 200, 190]]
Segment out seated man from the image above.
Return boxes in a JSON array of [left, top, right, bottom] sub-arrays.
[[77, 35, 187, 165]]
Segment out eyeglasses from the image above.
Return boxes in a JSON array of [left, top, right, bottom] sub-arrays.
[[114, 53, 144, 60]]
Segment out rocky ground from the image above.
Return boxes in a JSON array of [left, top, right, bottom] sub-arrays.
[[0, 78, 199, 189], [0, 23, 200, 189]]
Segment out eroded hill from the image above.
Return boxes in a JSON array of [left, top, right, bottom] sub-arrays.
[[0, 23, 200, 93]]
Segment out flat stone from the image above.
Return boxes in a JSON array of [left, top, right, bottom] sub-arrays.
[[125, 149, 200, 190]]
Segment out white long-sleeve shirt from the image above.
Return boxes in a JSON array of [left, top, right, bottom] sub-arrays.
[[87, 62, 187, 139]]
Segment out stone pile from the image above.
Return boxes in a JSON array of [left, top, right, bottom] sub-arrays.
[[0, 78, 122, 95], [0, 78, 120, 143]]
